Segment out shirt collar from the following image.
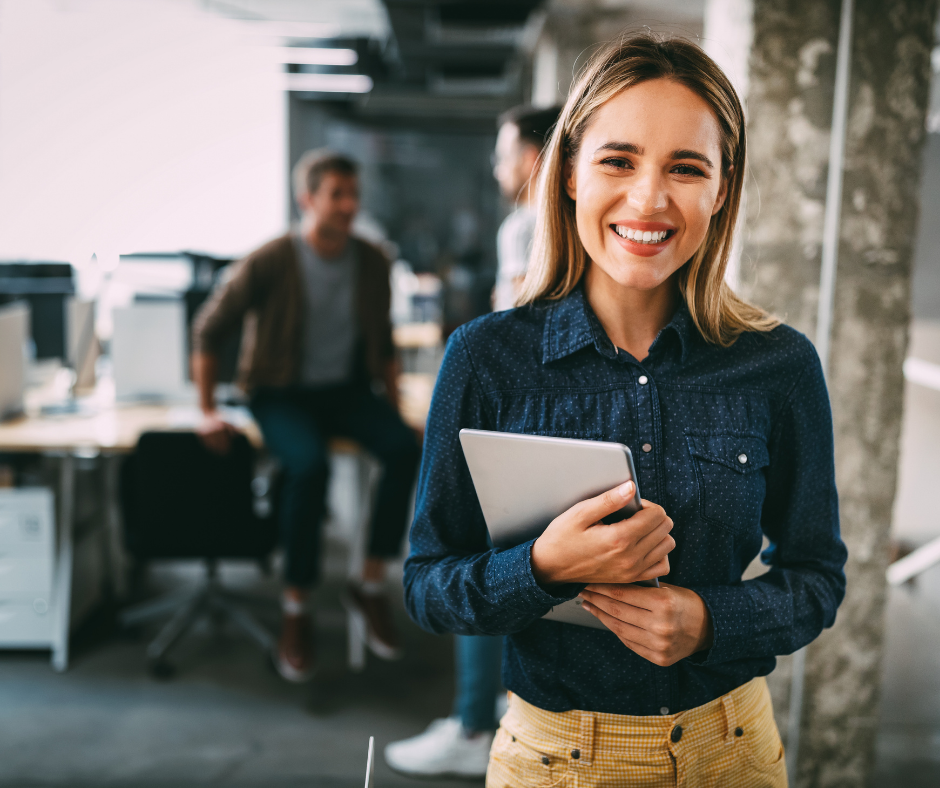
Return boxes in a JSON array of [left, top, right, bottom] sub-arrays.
[[541, 285, 695, 365]]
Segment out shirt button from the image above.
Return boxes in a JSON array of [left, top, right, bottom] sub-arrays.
[[671, 725, 683, 743], [638, 375, 649, 385], [642, 443, 652, 453], [737, 453, 748, 464], [660, 706, 670, 715], [541, 755, 550, 765], [571, 749, 580, 759]]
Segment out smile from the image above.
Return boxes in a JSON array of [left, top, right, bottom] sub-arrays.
[[612, 225, 675, 244]]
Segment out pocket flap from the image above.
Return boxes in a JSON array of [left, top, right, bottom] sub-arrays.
[[686, 433, 770, 473]]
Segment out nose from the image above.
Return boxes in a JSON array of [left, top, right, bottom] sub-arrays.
[[627, 169, 668, 215]]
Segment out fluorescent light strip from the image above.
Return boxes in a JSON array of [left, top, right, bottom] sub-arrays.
[[275, 47, 358, 66], [281, 73, 373, 93], [248, 21, 341, 39]]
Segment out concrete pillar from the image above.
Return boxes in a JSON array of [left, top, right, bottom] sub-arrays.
[[709, 0, 937, 784]]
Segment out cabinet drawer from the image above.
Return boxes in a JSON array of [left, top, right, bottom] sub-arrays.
[[0, 489, 55, 549], [0, 557, 53, 600], [0, 600, 54, 645]]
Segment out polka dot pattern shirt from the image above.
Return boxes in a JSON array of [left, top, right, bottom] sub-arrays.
[[403, 285, 847, 715]]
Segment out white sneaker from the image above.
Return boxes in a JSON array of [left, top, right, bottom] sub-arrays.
[[384, 716, 494, 778]]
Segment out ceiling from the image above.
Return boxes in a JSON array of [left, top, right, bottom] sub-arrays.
[[206, 0, 546, 127], [203, 0, 705, 128]]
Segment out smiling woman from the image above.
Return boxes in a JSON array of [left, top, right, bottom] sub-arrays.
[[403, 33, 847, 788], [520, 37, 777, 350]]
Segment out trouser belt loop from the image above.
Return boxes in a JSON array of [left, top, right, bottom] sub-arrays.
[[721, 694, 738, 745], [578, 712, 596, 764]]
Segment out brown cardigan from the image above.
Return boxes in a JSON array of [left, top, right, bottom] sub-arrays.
[[192, 234, 395, 393]]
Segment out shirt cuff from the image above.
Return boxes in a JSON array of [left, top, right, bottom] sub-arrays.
[[487, 540, 583, 616], [685, 584, 753, 666]]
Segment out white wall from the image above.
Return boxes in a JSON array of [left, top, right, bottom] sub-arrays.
[[0, 0, 287, 273]]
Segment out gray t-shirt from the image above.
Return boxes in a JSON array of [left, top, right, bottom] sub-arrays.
[[493, 206, 536, 311], [293, 234, 358, 387]]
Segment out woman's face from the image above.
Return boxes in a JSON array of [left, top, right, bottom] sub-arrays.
[[565, 78, 728, 294]]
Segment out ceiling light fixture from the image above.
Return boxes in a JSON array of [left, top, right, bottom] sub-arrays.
[[281, 73, 373, 93], [274, 47, 358, 66]]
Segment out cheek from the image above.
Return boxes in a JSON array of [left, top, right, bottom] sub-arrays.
[[680, 190, 719, 242], [573, 175, 616, 232]]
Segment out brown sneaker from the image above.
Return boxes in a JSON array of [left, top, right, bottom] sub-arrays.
[[276, 613, 316, 683], [342, 584, 404, 661]]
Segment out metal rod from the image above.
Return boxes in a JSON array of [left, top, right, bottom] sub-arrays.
[[815, 0, 855, 369], [887, 535, 940, 585], [788, 0, 856, 778]]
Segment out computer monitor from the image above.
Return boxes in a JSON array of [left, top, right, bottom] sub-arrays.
[[0, 302, 29, 420], [111, 301, 188, 401], [0, 262, 74, 360]]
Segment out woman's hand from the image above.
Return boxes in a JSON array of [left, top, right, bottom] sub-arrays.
[[579, 583, 713, 666], [530, 481, 675, 586]]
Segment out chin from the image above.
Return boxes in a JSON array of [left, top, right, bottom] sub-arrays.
[[599, 258, 674, 292]]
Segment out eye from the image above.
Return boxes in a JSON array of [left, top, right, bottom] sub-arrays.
[[671, 164, 706, 177], [599, 157, 633, 171]]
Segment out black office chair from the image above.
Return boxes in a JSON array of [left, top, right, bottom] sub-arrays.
[[118, 431, 279, 677]]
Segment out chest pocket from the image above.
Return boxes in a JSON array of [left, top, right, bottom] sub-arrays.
[[686, 432, 770, 536]]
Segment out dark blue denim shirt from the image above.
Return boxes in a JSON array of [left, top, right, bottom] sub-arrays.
[[403, 286, 847, 715]]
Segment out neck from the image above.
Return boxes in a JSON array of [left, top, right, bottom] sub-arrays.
[[584, 264, 678, 361], [301, 217, 348, 258]]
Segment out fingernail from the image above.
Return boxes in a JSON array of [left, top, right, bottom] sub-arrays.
[[618, 480, 634, 498]]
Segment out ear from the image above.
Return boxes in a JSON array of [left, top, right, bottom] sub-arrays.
[[711, 166, 731, 216], [564, 156, 577, 202]]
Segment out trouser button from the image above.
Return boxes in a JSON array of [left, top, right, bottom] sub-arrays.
[[671, 725, 683, 743]]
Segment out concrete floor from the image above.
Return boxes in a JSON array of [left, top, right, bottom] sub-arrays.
[[0, 553, 471, 788], [871, 320, 940, 787]]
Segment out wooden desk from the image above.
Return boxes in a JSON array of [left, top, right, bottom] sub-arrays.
[[0, 373, 435, 671]]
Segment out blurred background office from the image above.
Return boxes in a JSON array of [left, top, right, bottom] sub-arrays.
[[0, 1, 938, 787]]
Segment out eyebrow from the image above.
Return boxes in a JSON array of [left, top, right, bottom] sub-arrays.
[[595, 142, 715, 170]]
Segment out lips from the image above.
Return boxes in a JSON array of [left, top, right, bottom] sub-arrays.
[[609, 222, 676, 256]]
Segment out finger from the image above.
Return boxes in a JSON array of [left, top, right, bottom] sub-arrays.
[[568, 480, 636, 527], [579, 589, 662, 642], [612, 502, 669, 540], [580, 588, 652, 623], [633, 517, 674, 555], [584, 603, 670, 665], [637, 556, 670, 581], [585, 582, 659, 611], [642, 532, 675, 568], [580, 598, 657, 650]]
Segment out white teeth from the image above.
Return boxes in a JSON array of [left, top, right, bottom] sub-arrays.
[[614, 226, 669, 244]]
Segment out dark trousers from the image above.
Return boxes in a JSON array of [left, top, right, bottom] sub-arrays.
[[250, 383, 421, 588]]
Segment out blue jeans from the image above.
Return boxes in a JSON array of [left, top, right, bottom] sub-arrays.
[[250, 382, 420, 588], [454, 635, 503, 732]]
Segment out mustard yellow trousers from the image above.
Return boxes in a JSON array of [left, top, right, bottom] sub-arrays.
[[486, 678, 787, 788]]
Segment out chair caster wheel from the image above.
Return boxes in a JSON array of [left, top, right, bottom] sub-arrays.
[[148, 659, 175, 679]]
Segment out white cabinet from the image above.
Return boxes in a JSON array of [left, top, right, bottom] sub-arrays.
[[0, 488, 55, 646]]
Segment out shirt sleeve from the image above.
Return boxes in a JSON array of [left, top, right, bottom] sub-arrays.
[[687, 347, 848, 665], [192, 255, 259, 356], [402, 327, 581, 636]]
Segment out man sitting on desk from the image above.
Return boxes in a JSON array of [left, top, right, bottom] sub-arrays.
[[192, 149, 420, 683]]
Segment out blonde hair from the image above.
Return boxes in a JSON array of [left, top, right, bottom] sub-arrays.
[[518, 34, 778, 346]]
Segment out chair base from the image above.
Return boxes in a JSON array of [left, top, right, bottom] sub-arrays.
[[120, 568, 277, 676]]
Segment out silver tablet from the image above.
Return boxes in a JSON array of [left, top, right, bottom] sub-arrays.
[[459, 429, 655, 630]]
